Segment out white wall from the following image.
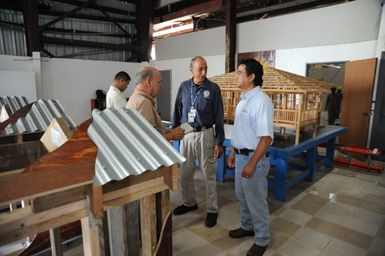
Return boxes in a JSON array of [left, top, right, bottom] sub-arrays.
[[154, 55, 225, 116], [0, 71, 37, 102], [0, 54, 41, 100], [238, 0, 382, 53], [156, 0, 382, 60], [41, 58, 142, 124], [275, 40, 378, 76], [155, 27, 225, 61]]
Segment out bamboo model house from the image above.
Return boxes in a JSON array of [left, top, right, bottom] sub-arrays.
[[210, 68, 329, 144]]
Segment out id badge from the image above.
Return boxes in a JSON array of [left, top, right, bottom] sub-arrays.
[[188, 107, 196, 123]]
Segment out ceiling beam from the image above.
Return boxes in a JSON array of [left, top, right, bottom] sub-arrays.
[[0, 19, 135, 38], [153, 0, 223, 24], [93, 5, 131, 37], [42, 36, 138, 51], [39, 9, 136, 24], [39, 2, 90, 31], [49, 0, 136, 16], [237, 0, 346, 23]]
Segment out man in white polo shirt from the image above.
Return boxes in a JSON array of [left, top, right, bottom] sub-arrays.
[[227, 59, 274, 256], [106, 71, 131, 109]]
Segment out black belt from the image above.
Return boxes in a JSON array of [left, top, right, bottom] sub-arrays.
[[233, 147, 270, 157], [191, 124, 213, 132]]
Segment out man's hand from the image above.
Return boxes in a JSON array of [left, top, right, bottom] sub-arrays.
[[227, 148, 235, 168], [169, 127, 185, 140], [213, 145, 224, 158], [241, 163, 256, 179]]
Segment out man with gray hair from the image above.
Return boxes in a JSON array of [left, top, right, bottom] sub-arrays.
[[126, 66, 184, 140], [172, 56, 224, 228]]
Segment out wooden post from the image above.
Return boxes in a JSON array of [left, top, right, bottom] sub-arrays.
[[107, 206, 128, 255], [296, 94, 303, 144], [140, 194, 157, 255], [225, 0, 236, 73], [49, 227, 63, 256], [81, 217, 101, 256], [22, 0, 41, 56], [81, 196, 101, 256], [136, 0, 153, 62]]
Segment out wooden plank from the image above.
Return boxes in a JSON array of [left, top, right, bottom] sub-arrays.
[[81, 217, 101, 256], [140, 195, 157, 256], [49, 227, 63, 256], [32, 186, 87, 213], [91, 184, 104, 219], [103, 176, 165, 202], [0, 200, 86, 244], [163, 164, 178, 191], [107, 207, 127, 255], [103, 180, 168, 210], [160, 190, 170, 224], [102, 168, 164, 194], [0, 206, 33, 225], [154, 211, 172, 256], [125, 201, 140, 255]]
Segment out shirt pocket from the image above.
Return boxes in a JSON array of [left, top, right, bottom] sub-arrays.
[[197, 97, 212, 113]]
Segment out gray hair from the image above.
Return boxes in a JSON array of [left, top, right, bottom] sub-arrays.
[[135, 68, 154, 85], [190, 56, 206, 69]]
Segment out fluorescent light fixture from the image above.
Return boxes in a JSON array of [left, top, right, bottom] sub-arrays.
[[153, 23, 194, 37]]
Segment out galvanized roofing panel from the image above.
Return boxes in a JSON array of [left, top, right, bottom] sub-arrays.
[[0, 96, 29, 115], [88, 108, 185, 186], [4, 99, 76, 134]]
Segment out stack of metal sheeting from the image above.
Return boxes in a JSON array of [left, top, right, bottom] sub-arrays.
[[4, 99, 76, 134]]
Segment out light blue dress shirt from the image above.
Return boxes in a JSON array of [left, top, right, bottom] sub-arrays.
[[231, 86, 274, 149]]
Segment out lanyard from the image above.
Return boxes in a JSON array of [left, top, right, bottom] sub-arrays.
[[190, 84, 202, 108]]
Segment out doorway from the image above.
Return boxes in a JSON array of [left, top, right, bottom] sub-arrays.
[[157, 70, 172, 121]]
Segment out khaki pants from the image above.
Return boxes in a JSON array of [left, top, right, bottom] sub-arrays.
[[179, 128, 218, 213]]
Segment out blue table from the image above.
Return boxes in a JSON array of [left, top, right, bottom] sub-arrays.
[[216, 126, 348, 201]]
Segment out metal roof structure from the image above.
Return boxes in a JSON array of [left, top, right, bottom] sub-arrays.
[[4, 99, 76, 134], [88, 108, 185, 186], [0, 96, 29, 115]]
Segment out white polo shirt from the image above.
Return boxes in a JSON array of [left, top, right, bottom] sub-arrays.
[[106, 85, 127, 109], [231, 86, 274, 150]]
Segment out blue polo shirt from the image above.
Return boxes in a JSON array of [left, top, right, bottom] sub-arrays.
[[231, 86, 274, 150], [172, 78, 225, 146]]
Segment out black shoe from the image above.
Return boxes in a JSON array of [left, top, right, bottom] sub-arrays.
[[205, 212, 218, 228], [229, 228, 255, 238], [173, 204, 198, 215], [247, 244, 267, 256]]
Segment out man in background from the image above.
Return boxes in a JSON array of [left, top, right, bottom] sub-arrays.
[[106, 71, 131, 109]]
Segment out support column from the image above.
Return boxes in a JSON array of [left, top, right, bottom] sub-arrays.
[[225, 0, 236, 73], [22, 0, 41, 56], [136, 0, 153, 62]]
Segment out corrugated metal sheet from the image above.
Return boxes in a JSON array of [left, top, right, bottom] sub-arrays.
[[0, 96, 29, 115], [4, 99, 76, 134], [0, 0, 136, 61], [0, 10, 27, 56], [88, 108, 185, 186]]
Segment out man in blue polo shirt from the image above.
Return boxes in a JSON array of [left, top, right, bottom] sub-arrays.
[[172, 56, 225, 228], [227, 59, 274, 256]]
